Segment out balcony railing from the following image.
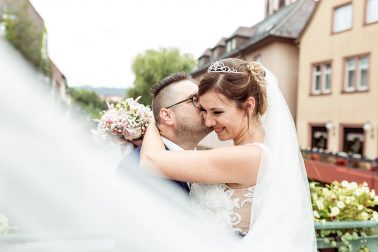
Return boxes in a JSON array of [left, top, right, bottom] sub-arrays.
[[315, 221, 378, 251]]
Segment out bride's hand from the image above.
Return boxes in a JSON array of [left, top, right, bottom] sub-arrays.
[[131, 139, 143, 147], [145, 120, 160, 136]]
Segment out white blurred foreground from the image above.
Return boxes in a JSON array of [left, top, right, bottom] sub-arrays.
[[0, 37, 239, 251]]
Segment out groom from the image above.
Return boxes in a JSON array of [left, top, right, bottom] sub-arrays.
[[117, 72, 211, 194]]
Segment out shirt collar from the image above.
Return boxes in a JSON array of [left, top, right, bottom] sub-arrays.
[[161, 137, 184, 151]]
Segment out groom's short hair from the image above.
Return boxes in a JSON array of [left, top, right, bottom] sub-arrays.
[[151, 72, 194, 124]]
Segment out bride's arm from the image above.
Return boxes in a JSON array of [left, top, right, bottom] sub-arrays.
[[140, 122, 261, 185]]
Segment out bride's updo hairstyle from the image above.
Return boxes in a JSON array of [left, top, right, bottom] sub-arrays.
[[198, 58, 267, 118]]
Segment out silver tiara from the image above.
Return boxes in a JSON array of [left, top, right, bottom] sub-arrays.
[[207, 61, 238, 73]]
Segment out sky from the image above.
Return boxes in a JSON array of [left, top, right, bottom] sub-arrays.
[[30, 0, 265, 88]]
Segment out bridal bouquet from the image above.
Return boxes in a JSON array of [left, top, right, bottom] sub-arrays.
[[96, 97, 153, 142]]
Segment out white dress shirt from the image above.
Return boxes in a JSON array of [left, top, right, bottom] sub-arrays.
[[161, 137, 192, 189]]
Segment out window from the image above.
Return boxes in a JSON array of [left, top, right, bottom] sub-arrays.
[[232, 38, 236, 50], [311, 63, 332, 95], [323, 64, 332, 92], [226, 41, 232, 52], [345, 59, 356, 91], [213, 50, 218, 60], [311, 126, 328, 150], [359, 57, 369, 90], [366, 0, 378, 24], [344, 55, 369, 92], [342, 127, 364, 155], [198, 58, 204, 66], [333, 3, 352, 33], [226, 38, 236, 52]]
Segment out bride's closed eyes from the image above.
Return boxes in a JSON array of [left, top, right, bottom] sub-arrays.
[[199, 106, 224, 116]]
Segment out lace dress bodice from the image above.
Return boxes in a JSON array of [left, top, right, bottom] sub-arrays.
[[189, 143, 266, 235], [190, 183, 255, 235]]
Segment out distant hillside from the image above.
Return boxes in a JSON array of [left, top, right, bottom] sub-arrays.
[[73, 86, 127, 97]]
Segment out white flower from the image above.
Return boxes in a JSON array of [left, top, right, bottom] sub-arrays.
[[372, 211, 378, 221], [0, 213, 9, 234], [370, 190, 376, 198], [357, 204, 364, 211], [341, 181, 349, 188], [348, 182, 358, 190], [362, 186, 370, 194], [322, 188, 331, 197], [359, 212, 369, 221], [313, 210, 320, 218], [354, 188, 363, 197], [374, 196, 378, 205], [316, 200, 324, 210], [330, 207, 340, 217], [336, 201, 345, 209], [345, 196, 354, 204]]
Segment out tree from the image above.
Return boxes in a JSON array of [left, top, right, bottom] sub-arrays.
[[127, 48, 196, 105], [2, 2, 51, 76], [69, 88, 107, 119]]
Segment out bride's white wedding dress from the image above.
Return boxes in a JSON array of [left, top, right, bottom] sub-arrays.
[[190, 183, 255, 236], [190, 143, 268, 236]]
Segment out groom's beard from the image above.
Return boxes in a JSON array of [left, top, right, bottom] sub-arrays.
[[174, 116, 212, 145]]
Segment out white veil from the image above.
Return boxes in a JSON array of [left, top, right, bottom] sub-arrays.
[[239, 65, 317, 251], [0, 37, 239, 252], [0, 37, 316, 251]]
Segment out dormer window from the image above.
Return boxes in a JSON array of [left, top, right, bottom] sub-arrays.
[[213, 50, 218, 59], [198, 58, 204, 66], [226, 38, 236, 52]]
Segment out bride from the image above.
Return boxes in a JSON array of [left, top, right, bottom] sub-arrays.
[[141, 58, 317, 251]]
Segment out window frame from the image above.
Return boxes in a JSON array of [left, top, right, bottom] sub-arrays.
[[309, 124, 329, 151], [332, 2, 353, 34], [342, 54, 370, 93], [226, 37, 237, 53], [310, 61, 333, 95], [364, 0, 378, 25], [340, 125, 365, 156]]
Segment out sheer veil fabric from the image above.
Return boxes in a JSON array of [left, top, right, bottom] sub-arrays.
[[0, 37, 316, 251], [0, 37, 238, 252], [239, 65, 317, 251]]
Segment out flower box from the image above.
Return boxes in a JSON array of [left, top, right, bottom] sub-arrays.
[[315, 221, 378, 252], [311, 153, 321, 161], [335, 158, 348, 166]]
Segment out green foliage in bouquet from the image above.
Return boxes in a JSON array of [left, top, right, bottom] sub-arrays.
[[310, 181, 378, 251]]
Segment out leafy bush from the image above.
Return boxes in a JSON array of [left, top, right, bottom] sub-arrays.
[[311, 181, 378, 251]]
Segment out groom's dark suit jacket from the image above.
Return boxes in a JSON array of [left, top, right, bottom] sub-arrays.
[[116, 145, 190, 194]]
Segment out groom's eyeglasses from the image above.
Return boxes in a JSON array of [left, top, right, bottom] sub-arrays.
[[165, 94, 200, 109]]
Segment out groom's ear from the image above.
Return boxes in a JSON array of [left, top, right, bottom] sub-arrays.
[[159, 108, 175, 126]]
